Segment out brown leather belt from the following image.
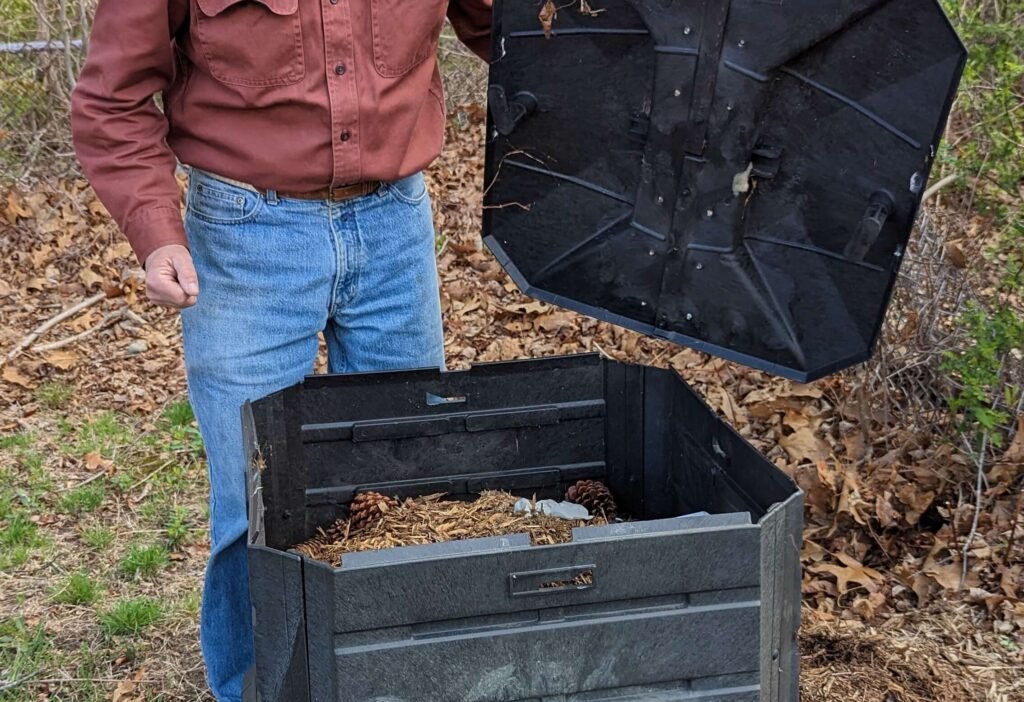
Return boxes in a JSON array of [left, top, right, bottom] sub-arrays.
[[268, 181, 381, 201], [199, 169, 380, 202]]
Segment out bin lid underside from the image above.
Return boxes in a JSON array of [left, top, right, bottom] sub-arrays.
[[482, 0, 966, 381]]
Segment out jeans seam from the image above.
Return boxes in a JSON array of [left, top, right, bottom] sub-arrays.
[[339, 205, 363, 307], [326, 207, 343, 319]]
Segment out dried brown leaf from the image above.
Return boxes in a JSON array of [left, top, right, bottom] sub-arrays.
[[780, 427, 828, 464], [539, 0, 557, 38], [534, 311, 574, 334], [999, 415, 1024, 463], [944, 242, 968, 268], [875, 491, 900, 529], [807, 552, 883, 595], [46, 349, 80, 370], [4, 189, 33, 223], [2, 365, 35, 389], [80, 265, 106, 290]]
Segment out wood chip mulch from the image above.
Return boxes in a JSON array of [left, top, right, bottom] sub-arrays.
[[290, 490, 609, 567]]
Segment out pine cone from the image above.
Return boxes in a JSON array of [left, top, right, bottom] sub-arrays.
[[349, 491, 398, 530], [291, 526, 335, 560], [565, 480, 617, 519], [291, 535, 327, 560]]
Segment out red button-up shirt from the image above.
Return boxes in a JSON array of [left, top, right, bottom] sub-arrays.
[[71, 0, 491, 263]]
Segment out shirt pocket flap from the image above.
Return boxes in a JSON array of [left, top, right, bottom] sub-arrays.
[[197, 0, 298, 17]]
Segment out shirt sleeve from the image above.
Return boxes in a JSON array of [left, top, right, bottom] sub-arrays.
[[70, 0, 190, 265], [447, 0, 493, 62]]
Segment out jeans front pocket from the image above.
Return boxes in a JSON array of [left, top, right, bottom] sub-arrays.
[[187, 172, 265, 224], [370, 0, 448, 77], [386, 173, 429, 206], [194, 0, 304, 87]]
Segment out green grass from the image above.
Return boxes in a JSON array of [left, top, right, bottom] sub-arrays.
[[119, 544, 169, 579], [165, 505, 192, 549], [62, 643, 112, 702], [17, 449, 52, 497], [137, 497, 171, 526], [0, 488, 14, 522], [0, 512, 48, 571], [52, 572, 100, 606], [69, 412, 133, 458], [0, 437, 48, 510], [0, 0, 42, 41], [0, 431, 33, 451], [933, 1, 1024, 450], [176, 588, 203, 618], [99, 598, 163, 636], [57, 482, 106, 515], [19, 449, 43, 475], [0, 545, 30, 570], [0, 617, 50, 689], [0, 512, 41, 548], [36, 380, 75, 410], [941, 0, 1024, 290], [80, 524, 115, 550], [161, 400, 195, 428], [157, 400, 204, 460]]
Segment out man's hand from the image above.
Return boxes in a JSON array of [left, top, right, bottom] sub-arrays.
[[144, 244, 199, 309]]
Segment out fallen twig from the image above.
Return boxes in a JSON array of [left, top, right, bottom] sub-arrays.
[[1, 291, 106, 366], [922, 173, 959, 203], [0, 672, 35, 694], [126, 458, 176, 492], [34, 308, 125, 352], [57, 469, 108, 492], [1004, 487, 1022, 568], [960, 430, 989, 589], [483, 201, 533, 211]]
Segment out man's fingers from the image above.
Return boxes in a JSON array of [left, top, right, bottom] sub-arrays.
[[142, 245, 199, 310], [147, 275, 192, 308], [172, 253, 200, 297]]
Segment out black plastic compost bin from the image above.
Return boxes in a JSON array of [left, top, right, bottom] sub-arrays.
[[243, 355, 802, 701]]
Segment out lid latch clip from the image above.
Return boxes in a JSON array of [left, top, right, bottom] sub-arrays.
[[488, 86, 538, 136], [844, 191, 895, 262], [750, 143, 783, 179]]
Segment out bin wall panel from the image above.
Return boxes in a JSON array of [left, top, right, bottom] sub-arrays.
[[333, 602, 760, 702], [323, 526, 760, 633], [247, 546, 309, 702], [302, 418, 607, 493], [759, 494, 804, 702]]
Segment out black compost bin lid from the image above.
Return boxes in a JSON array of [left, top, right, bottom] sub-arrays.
[[482, 0, 966, 381]]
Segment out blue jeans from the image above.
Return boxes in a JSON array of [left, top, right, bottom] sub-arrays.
[[180, 168, 445, 701]]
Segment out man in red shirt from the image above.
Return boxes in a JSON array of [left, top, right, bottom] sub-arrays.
[[71, 1, 490, 698]]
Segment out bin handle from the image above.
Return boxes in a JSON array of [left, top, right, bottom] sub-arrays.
[[425, 392, 467, 406], [509, 565, 596, 597]]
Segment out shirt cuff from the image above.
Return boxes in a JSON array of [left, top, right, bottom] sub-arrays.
[[123, 207, 188, 266]]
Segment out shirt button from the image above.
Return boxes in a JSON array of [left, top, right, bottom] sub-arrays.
[[334, 63, 347, 76], [329, 0, 339, 4], [340, 130, 351, 142]]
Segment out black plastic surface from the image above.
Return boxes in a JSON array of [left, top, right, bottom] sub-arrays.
[[243, 356, 803, 701], [483, 0, 966, 380]]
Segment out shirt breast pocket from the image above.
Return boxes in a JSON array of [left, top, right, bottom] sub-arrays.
[[371, 0, 448, 77], [194, 0, 304, 87]]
